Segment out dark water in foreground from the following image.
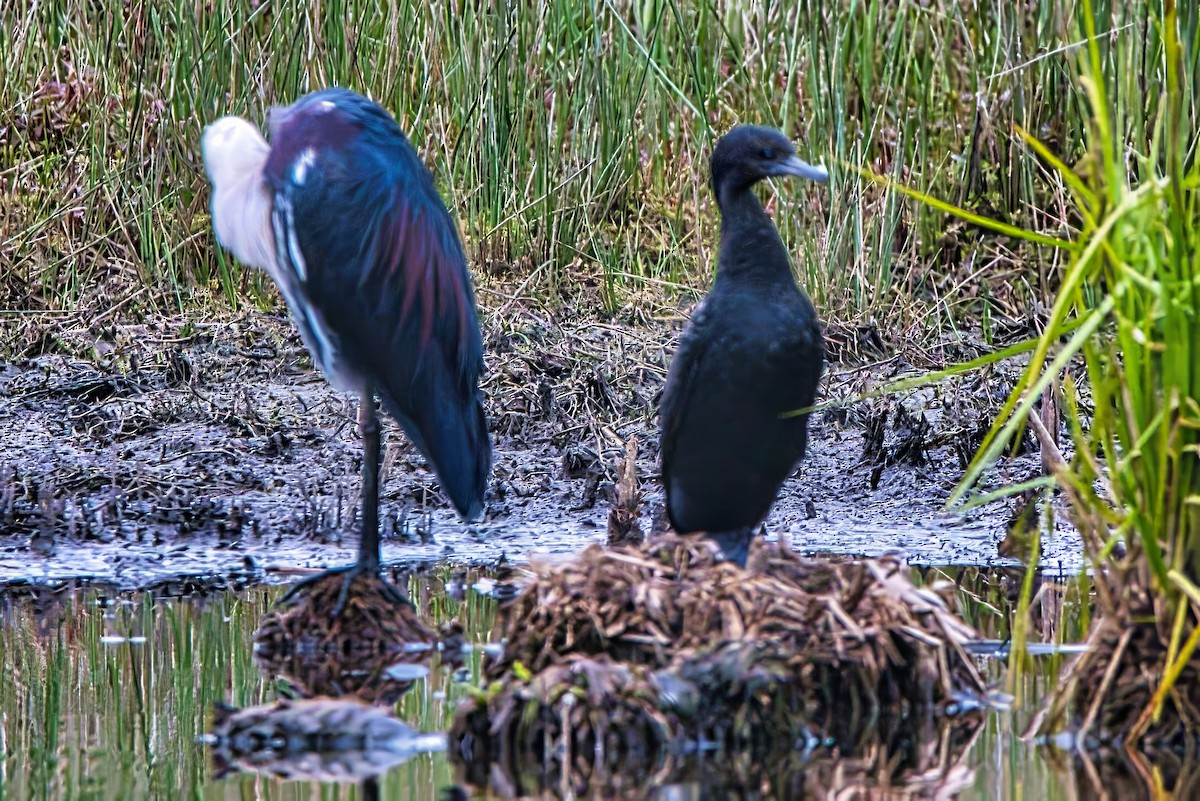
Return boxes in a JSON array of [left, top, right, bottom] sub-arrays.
[[0, 567, 1165, 800]]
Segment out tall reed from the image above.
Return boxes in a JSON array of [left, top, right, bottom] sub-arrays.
[[1, 0, 1113, 336]]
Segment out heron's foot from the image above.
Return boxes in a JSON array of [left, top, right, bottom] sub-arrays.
[[277, 563, 412, 618], [707, 529, 754, 568]]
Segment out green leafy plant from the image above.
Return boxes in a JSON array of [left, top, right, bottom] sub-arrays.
[[848, 0, 1197, 733]]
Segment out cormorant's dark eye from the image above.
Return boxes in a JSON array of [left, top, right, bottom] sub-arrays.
[[761, 147, 776, 160]]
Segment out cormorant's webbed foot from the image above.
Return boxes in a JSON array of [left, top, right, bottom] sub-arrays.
[[708, 529, 754, 568]]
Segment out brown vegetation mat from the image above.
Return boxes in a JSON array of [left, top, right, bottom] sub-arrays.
[[487, 534, 986, 697], [253, 571, 438, 706], [451, 535, 990, 789], [452, 652, 985, 799]]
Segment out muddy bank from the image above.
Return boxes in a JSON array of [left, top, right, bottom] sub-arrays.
[[0, 307, 1081, 590]]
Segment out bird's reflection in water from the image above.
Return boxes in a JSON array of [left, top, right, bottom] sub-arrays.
[[204, 696, 446, 783], [204, 569, 461, 793]]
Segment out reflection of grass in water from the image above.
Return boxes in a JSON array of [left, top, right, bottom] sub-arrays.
[[931, 566, 1091, 650], [0, 568, 1140, 798], [0, 572, 497, 799]]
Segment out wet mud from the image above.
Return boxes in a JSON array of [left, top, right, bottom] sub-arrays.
[[0, 308, 1081, 590]]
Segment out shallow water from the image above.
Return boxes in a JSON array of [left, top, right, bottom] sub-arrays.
[[0, 568, 1164, 800]]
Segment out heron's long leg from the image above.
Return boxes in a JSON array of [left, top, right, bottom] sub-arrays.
[[276, 389, 410, 617], [359, 387, 382, 570]]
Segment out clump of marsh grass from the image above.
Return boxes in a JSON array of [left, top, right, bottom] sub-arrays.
[[894, 0, 1200, 746], [1016, 0, 1200, 746]]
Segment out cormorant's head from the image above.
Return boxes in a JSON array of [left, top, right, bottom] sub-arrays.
[[710, 125, 828, 198]]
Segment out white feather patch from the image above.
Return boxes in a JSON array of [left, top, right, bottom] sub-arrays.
[[279, 196, 308, 283], [292, 148, 316, 186], [268, 193, 347, 390], [201, 116, 275, 272]]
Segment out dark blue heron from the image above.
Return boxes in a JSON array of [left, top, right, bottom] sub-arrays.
[[202, 88, 491, 609], [659, 125, 828, 567]]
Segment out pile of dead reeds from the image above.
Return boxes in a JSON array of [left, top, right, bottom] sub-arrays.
[[452, 534, 988, 773], [254, 572, 435, 706]]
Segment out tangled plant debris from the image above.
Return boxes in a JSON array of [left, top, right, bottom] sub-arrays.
[[253, 570, 443, 706], [451, 535, 992, 788], [1031, 583, 1200, 751]]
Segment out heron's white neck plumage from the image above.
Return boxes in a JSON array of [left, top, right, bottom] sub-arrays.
[[201, 117, 276, 273]]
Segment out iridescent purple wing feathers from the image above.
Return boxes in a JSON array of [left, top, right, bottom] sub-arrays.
[[204, 88, 489, 520]]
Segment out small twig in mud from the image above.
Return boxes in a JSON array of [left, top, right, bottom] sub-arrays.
[[0, 465, 17, 529], [1027, 385, 1066, 475], [1038, 377, 1062, 475], [860, 401, 889, 490], [859, 400, 930, 490], [265, 565, 326, 576], [32, 479, 59, 556], [607, 436, 642, 546], [379, 434, 397, 491], [891, 403, 930, 467]]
